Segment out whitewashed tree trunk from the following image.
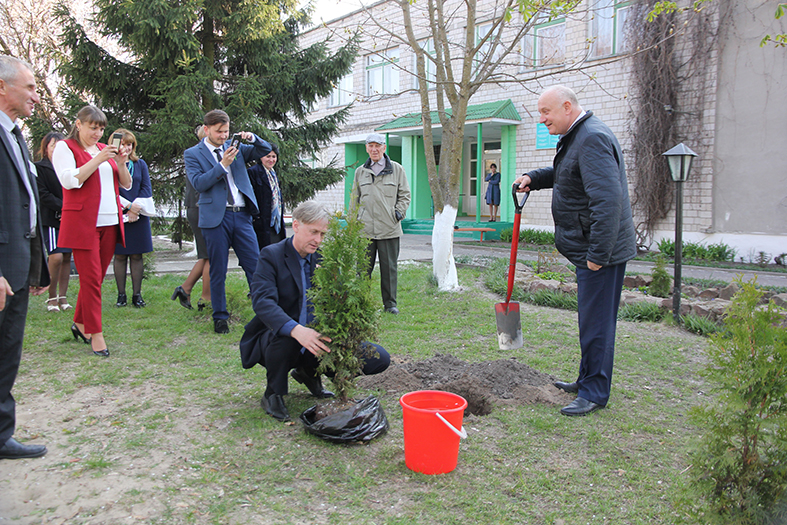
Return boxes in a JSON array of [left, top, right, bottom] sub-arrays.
[[432, 205, 459, 291]]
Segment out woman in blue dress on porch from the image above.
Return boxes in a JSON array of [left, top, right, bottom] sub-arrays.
[[112, 129, 154, 308], [484, 163, 501, 222]]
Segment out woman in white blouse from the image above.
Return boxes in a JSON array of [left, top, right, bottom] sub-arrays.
[[53, 106, 132, 357]]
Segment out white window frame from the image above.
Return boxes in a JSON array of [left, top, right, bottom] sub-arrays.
[[589, 0, 633, 58], [522, 18, 566, 69], [413, 38, 436, 90], [366, 47, 399, 96], [329, 72, 354, 107]]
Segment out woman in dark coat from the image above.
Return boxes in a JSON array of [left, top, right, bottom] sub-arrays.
[[112, 129, 154, 308], [35, 132, 71, 312], [484, 163, 501, 222], [248, 143, 285, 250]]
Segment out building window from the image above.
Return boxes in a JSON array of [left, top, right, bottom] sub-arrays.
[[329, 72, 353, 107], [366, 48, 399, 96], [475, 21, 502, 72], [523, 18, 566, 69], [589, 0, 632, 58], [413, 39, 436, 90]]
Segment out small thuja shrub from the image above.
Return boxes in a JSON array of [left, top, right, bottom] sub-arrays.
[[688, 277, 787, 524], [309, 213, 380, 403], [649, 254, 672, 298]]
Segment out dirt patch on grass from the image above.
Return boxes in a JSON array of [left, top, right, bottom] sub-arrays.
[[357, 353, 571, 416]]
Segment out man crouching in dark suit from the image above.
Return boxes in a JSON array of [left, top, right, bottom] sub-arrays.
[[240, 201, 390, 422], [0, 56, 50, 459]]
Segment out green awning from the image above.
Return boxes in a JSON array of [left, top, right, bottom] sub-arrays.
[[376, 99, 521, 131]]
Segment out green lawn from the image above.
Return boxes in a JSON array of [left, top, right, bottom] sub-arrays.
[[6, 262, 712, 524]]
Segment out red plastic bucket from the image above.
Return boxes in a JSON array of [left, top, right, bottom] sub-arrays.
[[400, 390, 468, 475]]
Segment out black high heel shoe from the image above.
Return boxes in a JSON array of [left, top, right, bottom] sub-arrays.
[[197, 299, 209, 312], [71, 323, 91, 345], [92, 348, 110, 357], [171, 286, 192, 309], [132, 293, 146, 308]]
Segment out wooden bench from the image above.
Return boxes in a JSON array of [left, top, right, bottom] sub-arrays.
[[454, 226, 495, 241]]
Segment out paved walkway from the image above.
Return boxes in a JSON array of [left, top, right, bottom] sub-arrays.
[[147, 232, 787, 289]]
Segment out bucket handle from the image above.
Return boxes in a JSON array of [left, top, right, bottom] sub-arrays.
[[435, 412, 467, 439]]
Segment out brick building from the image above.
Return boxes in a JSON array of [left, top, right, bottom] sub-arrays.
[[299, 0, 786, 259]]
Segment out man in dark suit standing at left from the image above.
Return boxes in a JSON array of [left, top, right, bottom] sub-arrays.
[[0, 56, 50, 459], [184, 109, 272, 334]]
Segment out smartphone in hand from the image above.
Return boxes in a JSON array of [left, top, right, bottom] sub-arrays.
[[230, 133, 242, 149], [111, 132, 123, 150]]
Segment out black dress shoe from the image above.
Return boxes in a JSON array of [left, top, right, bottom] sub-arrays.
[[385, 306, 400, 314], [0, 437, 47, 459], [554, 381, 579, 394], [92, 348, 110, 357], [291, 368, 335, 398], [131, 293, 146, 308], [261, 393, 291, 421], [171, 285, 192, 309], [560, 397, 603, 416], [116, 293, 127, 307], [214, 319, 229, 334], [71, 323, 90, 344]]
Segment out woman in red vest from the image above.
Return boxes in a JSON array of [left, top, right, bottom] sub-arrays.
[[52, 106, 132, 357]]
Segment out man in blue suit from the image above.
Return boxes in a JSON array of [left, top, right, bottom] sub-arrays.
[[240, 201, 390, 421], [184, 109, 272, 334]]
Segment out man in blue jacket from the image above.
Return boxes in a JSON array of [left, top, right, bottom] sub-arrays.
[[240, 201, 390, 421], [515, 85, 636, 416], [184, 110, 272, 334]]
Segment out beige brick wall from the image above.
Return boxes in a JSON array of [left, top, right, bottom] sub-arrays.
[[300, 0, 726, 248]]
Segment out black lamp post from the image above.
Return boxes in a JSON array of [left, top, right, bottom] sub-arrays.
[[662, 143, 698, 323]]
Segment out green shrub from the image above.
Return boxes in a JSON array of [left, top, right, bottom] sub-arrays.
[[520, 229, 555, 245], [498, 228, 555, 245], [617, 302, 665, 322], [656, 239, 736, 262], [649, 254, 672, 298], [535, 271, 566, 283], [706, 242, 737, 262], [681, 313, 720, 337], [309, 212, 379, 402], [688, 277, 787, 523], [525, 289, 578, 310], [657, 238, 675, 257], [499, 228, 513, 243]]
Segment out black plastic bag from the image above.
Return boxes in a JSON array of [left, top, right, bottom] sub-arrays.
[[299, 395, 388, 443]]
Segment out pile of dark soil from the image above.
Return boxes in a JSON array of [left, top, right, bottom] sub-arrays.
[[356, 353, 572, 416]]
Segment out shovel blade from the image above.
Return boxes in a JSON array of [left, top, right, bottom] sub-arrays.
[[495, 302, 523, 350]]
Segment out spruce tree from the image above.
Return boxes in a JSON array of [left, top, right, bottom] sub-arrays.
[[54, 0, 357, 218]]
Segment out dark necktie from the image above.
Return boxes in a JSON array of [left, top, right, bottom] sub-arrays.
[[12, 125, 37, 232], [214, 148, 234, 205]]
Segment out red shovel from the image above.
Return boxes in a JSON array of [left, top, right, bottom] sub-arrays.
[[495, 184, 529, 350]]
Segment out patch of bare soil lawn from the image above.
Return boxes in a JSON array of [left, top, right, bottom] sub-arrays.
[[358, 353, 572, 415]]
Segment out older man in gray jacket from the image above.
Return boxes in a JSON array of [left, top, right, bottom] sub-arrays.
[[515, 85, 636, 417], [351, 133, 411, 314]]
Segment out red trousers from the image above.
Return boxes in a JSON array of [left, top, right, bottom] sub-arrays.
[[72, 225, 118, 334]]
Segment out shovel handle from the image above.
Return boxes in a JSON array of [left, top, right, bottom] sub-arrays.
[[505, 184, 529, 305], [511, 183, 529, 213]]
